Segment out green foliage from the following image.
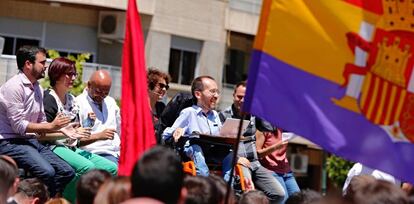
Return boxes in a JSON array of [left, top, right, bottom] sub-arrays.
[[40, 50, 90, 96], [326, 155, 354, 188]]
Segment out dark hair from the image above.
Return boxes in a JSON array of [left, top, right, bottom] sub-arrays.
[[16, 45, 46, 71], [184, 175, 220, 204], [191, 76, 215, 99], [207, 174, 234, 204], [93, 176, 131, 204], [346, 180, 409, 204], [0, 155, 18, 194], [131, 146, 184, 204], [286, 189, 322, 204], [17, 178, 49, 204], [234, 81, 246, 94], [239, 190, 269, 204], [147, 68, 171, 90], [48, 57, 76, 87], [344, 175, 376, 199], [76, 169, 112, 204]]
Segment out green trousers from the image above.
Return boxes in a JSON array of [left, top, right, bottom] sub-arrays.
[[53, 146, 118, 203]]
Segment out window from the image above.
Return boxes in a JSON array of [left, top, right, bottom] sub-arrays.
[[168, 36, 202, 85], [223, 32, 254, 86], [169, 48, 197, 85], [0, 35, 40, 55], [224, 49, 250, 86]]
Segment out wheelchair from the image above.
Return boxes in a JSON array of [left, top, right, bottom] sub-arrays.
[[174, 135, 250, 192]]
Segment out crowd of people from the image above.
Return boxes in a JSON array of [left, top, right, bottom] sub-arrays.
[[0, 45, 413, 204]]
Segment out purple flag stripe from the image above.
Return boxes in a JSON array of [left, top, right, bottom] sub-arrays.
[[244, 49, 414, 184]]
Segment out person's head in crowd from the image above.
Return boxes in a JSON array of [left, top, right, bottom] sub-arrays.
[[286, 189, 322, 204], [47, 57, 77, 89], [76, 169, 112, 204], [147, 68, 171, 103], [183, 175, 220, 204], [130, 146, 186, 204], [93, 176, 131, 204], [16, 45, 47, 83], [87, 70, 112, 104], [239, 190, 269, 204], [191, 76, 220, 112], [0, 155, 19, 203], [343, 174, 376, 198], [232, 81, 246, 114], [45, 198, 70, 204], [207, 175, 234, 204], [345, 179, 409, 204], [207, 175, 233, 204], [402, 182, 414, 196], [14, 178, 49, 204]]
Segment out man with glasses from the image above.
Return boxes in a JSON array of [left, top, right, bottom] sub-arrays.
[[76, 70, 121, 164], [162, 76, 233, 178]]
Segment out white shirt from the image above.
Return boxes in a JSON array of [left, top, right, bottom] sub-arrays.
[[76, 90, 121, 157], [342, 163, 401, 193]]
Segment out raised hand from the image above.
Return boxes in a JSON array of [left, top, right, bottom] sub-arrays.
[[50, 113, 71, 131]]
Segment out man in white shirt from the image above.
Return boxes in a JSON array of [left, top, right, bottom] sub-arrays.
[[76, 70, 121, 164]]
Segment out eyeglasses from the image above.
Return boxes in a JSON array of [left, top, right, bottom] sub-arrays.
[[207, 89, 220, 96], [66, 72, 78, 77], [157, 83, 169, 90]]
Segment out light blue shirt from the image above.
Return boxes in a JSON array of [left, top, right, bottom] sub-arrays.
[[162, 105, 222, 142]]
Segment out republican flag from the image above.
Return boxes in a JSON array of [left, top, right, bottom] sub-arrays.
[[244, 0, 414, 183], [118, 0, 156, 176]]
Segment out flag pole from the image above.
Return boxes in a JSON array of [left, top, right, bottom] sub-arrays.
[[225, 113, 245, 204]]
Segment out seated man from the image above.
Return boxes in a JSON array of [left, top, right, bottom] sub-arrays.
[[162, 76, 232, 177], [220, 81, 285, 203], [76, 70, 121, 165]]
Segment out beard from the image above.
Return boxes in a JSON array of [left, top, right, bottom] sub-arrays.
[[32, 68, 45, 80]]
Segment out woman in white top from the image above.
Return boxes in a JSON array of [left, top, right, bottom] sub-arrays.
[[43, 57, 117, 203]]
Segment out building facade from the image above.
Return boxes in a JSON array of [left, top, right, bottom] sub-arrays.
[[0, 0, 260, 108]]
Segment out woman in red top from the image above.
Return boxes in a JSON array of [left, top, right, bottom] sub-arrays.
[[256, 121, 300, 203]]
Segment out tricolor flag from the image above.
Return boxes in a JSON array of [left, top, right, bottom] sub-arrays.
[[244, 0, 414, 183], [118, 0, 156, 176]]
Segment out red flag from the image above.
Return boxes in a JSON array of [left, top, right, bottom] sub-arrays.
[[118, 0, 156, 176]]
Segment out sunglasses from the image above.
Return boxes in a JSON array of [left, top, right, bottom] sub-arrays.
[[65, 72, 78, 77], [157, 83, 169, 90]]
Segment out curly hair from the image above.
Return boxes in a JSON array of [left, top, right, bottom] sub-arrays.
[[147, 68, 171, 90]]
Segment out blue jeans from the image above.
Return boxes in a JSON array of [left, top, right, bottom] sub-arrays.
[[240, 164, 286, 204], [0, 139, 75, 196], [184, 144, 233, 178], [273, 171, 300, 203]]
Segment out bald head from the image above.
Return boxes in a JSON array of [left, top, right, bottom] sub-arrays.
[[89, 70, 112, 86], [87, 70, 112, 104]]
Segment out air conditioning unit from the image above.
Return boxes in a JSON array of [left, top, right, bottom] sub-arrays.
[[98, 11, 126, 40], [290, 154, 309, 174]]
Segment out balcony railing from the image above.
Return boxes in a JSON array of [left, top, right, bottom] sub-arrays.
[[0, 55, 122, 99]]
